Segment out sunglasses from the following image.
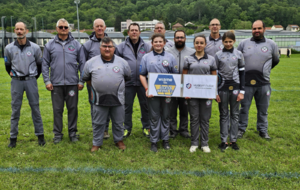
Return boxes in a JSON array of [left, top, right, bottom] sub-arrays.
[[58, 26, 69, 30]]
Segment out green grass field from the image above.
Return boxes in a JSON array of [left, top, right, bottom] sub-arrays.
[[0, 55, 299, 189]]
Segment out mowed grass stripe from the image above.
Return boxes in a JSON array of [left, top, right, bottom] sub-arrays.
[[0, 55, 299, 189]]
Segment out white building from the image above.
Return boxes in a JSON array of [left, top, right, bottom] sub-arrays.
[[286, 25, 299, 32], [121, 19, 160, 32], [271, 25, 284, 30], [105, 27, 115, 32]]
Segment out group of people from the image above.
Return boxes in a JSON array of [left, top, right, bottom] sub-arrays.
[[4, 17, 279, 153]]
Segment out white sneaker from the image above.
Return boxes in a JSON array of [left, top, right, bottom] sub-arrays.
[[201, 146, 211, 153], [189, 146, 198, 153]]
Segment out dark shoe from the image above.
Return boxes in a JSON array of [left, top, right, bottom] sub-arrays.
[[218, 142, 228, 152], [91, 145, 101, 152], [169, 132, 178, 139], [143, 128, 150, 138], [38, 135, 46, 146], [123, 130, 131, 138], [163, 140, 170, 150], [8, 138, 17, 148], [259, 132, 271, 139], [116, 140, 126, 150], [151, 143, 158, 152], [70, 135, 79, 142], [180, 132, 191, 139], [53, 137, 62, 144], [231, 142, 240, 150], [104, 131, 110, 139], [237, 130, 245, 139]]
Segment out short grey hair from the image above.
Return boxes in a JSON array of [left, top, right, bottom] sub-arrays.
[[93, 18, 106, 27], [99, 36, 115, 47], [155, 22, 165, 29], [56, 18, 69, 27]]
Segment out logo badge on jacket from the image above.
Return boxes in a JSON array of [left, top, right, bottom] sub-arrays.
[[68, 45, 75, 51], [261, 46, 268, 53], [139, 47, 145, 54], [113, 66, 120, 73], [26, 51, 32, 56], [162, 60, 169, 67]]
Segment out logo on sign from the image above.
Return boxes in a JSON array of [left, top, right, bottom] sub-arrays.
[[68, 45, 75, 51], [154, 75, 176, 95], [186, 83, 192, 89]]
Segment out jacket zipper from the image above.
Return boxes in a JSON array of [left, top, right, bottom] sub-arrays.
[[126, 42, 140, 86]]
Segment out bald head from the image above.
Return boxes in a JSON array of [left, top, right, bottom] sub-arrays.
[[252, 20, 265, 29], [93, 18, 106, 39], [209, 18, 221, 36], [15, 22, 27, 30], [93, 19, 106, 27]]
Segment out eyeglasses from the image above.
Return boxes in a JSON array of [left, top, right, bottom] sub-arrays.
[[101, 45, 114, 49], [155, 27, 164, 30], [210, 24, 220, 26], [175, 37, 185, 40], [58, 26, 69, 30]]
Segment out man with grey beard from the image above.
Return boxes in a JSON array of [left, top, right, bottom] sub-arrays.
[[4, 22, 45, 148]]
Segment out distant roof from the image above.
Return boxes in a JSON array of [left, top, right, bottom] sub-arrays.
[[106, 32, 124, 38], [173, 23, 183, 27], [273, 25, 284, 28], [265, 27, 272, 30], [288, 24, 299, 28]]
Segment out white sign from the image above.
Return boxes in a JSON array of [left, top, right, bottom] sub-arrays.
[[148, 73, 182, 97], [183, 74, 217, 99]]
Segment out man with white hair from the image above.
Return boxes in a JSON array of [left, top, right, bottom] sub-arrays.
[[148, 22, 174, 50], [83, 18, 114, 139], [42, 18, 85, 144]]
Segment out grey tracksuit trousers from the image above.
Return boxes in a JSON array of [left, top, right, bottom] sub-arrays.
[[51, 85, 78, 138], [148, 97, 171, 143], [87, 83, 109, 131], [10, 78, 44, 138], [169, 98, 189, 135], [92, 105, 124, 146], [238, 85, 271, 133], [218, 90, 240, 143], [189, 99, 212, 147], [124, 86, 150, 131]]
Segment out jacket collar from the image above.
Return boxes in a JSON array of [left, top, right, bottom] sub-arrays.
[[250, 37, 266, 43], [153, 50, 165, 56], [90, 32, 108, 42], [14, 38, 31, 49], [192, 52, 208, 61], [101, 55, 115, 63], [209, 34, 222, 41], [55, 32, 74, 42], [222, 47, 234, 53]]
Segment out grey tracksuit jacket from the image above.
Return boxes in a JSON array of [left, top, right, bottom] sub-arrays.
[[83, 32, 117, 61], [116, 37, 151, 86], [166, 45, 195, 74], [205, 35, 223, 56], [42, 33, 86, 86], [4, 39, 42, 78], [82, 55, 131, 106]]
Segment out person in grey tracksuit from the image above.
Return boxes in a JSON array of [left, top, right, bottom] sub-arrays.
[[82, 38, 131, 150], [237, 20, 279, 139], [147, 39, 174, 50], [214, 31, 245, 150], [205, 35, 223, 57], [182, 35, 218, 153], [166, 32, 195, 138], [116, 23, 151, 137], [140, 33, 179, 151], [4, 22, 45, 148], [42, 23, 85, 142], [83, 31, 116, 135]]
